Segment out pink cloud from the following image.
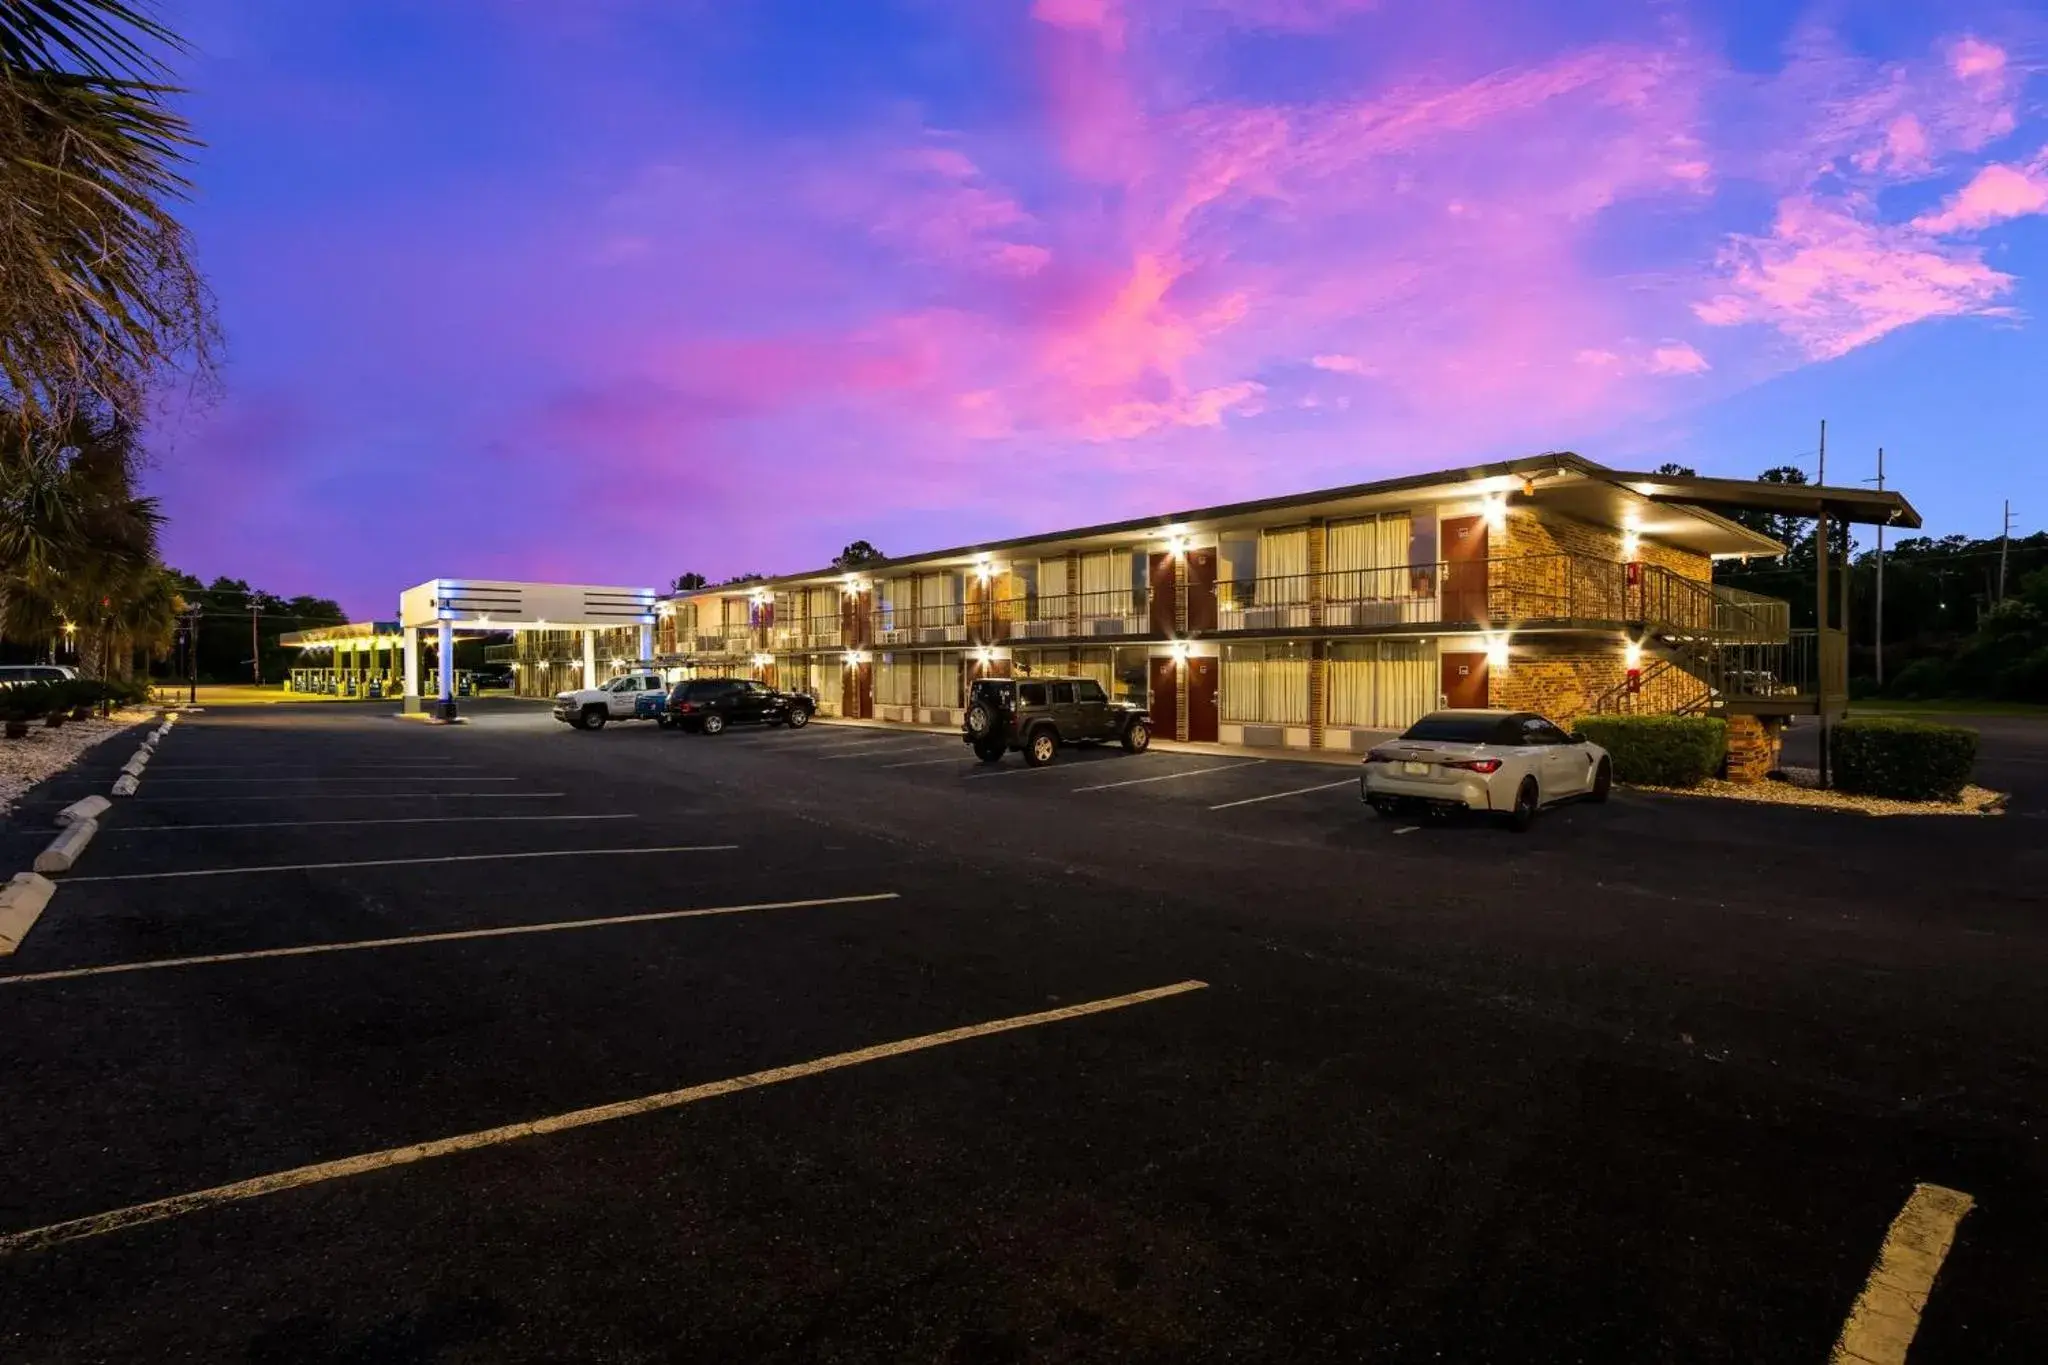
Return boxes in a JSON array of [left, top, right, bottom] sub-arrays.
[[1646, 342, 1710, 376], [1310, 354, 1374, 375], [1950, 36, 2007, 82], [1914, 156, 2048, 234], [1031, 0, 1124, 48], [1694, 196, 2013, 359]]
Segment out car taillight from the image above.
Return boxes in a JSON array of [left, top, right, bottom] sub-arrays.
[[1362, 751, 1393, 763], [677, 701, 696, 713], [1444, 758, 1502, 773]]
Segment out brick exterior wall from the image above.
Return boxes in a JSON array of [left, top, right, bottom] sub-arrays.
[[1488, 646, 1629, 726], [1491, 509, 1712, 621], [1724, 714, 1783, 784]]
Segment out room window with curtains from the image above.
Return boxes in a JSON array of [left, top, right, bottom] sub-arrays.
[[875, 652, 915, 706], [1327, 640, 1436, 729], [919, 651, 962, 709], [1222, 642, 1311, 725], [1073, 648, 1115, 694], [1257, 527, 1310, 603]]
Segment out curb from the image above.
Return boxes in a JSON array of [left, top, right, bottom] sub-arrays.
[[55, 795, 110, 827], [33, 818, 97, 874], [0, 873, 56, 956], [111, 774, 139, 797]]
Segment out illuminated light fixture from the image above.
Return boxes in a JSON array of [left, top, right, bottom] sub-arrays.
[[1169, 640, 1190, 662], [1624, 639, 1644, 669], [974, 555, 993, 581], [752, 653, 772, 667], [1166, 525, 1191, 557], [1483, 496, 1508, 531], [1486, 637, 1511, 670], [974, 646, 993, 665], [1620, 528, 1641, 560]]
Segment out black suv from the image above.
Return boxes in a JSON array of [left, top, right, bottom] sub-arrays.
[[962, 676, 1151, 766], [667, 678, 814, 734]]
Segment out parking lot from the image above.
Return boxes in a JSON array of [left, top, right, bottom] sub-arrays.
[[2, 700, 2045, 1361]]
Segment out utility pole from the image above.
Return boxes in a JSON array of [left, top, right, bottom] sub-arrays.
[[186, 605, 201, 705], [1998, 500, 2015, 602], [1873, 449, 1883, 684], [250, 601, 263, 685]]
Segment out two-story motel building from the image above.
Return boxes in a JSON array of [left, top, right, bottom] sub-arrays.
[[506, 452, 1918, 775]]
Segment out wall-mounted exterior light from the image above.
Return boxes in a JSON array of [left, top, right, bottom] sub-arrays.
[[1169, 640, 1190, 662], [1485, 636, 1510, 670], [1483, 496, 1508, 532], [1620, 528, 1641, 560]]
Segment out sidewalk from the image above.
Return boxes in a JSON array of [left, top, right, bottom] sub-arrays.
[[808, 715, 1373, 768]]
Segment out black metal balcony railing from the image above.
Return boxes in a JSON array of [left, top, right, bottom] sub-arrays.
[[999, 589, 1152, 640]]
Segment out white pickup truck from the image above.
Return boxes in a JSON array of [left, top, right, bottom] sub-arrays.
[[552, 671, 670, 730]]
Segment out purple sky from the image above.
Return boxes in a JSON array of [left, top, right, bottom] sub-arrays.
[[151, 0, 2048, 618]]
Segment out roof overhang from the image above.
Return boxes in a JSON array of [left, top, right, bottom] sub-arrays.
[[278, 620, 402, 648], [1519, 469, 1787, 558], [1603, 469, 1922, 530], [398, 579, 660, 630]]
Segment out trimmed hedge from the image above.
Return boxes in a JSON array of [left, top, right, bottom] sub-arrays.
[[1571, 714, 1728, 788], [1831, 717, 1977, 802]]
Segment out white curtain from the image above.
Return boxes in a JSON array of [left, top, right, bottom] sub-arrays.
[[919, 652, 961, 708], [1039, 557, 1069, 602], [1222, 648, 1264, 722], [1377, 514, 1413, 595], [1327, 642, 1375, 727], [1079, 551, 1124, 595], [1258, 528, 1310, 604], [876, 653, 915, 706], [1327, 519, 1373, 572], [1378, 641, 1435, 727], [1223, 645, 1310, 724]]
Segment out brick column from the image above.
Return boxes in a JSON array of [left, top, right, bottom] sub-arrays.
[[1724, 713, 1781, 784], [1308, 641, 1326, 749], [909, 578, 922, 710], [1308, 518, 1326, 630]]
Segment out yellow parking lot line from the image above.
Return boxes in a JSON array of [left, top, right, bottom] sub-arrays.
[[0, 892, 902, 986], [1207, 778, 1356, 811], [1829, 1182, 1975, 1365], [66, 845, 738, 883], [0, 979, 1209, 1254]]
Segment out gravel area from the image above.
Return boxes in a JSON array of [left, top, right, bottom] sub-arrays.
[[0, 708, 157, 818], [1636, 765, 2007, 817]]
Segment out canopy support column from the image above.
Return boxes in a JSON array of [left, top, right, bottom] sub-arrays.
[[438, 620, 456, 720], [583, 629, 598, 690]]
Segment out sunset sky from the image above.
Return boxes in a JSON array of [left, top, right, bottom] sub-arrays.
[[153, 0, 2048, 617]]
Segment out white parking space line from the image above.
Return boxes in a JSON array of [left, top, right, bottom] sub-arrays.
[[818, 742, 946, 761], [880, 756, 973, 769], [0, 979, 1207, 1254], [102, 814, 639, 834], [807, 737, 938, 756], [0, 892, 902, 986], [1207, 778, 1357, 811], [1829, 1183, 1975, 1365], [1073, 760, 1265, 793], [141, 776, 518, 785], [66, 845, 738, 884]]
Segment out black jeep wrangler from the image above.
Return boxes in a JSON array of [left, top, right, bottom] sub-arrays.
[[962, 676, 1152, 766]]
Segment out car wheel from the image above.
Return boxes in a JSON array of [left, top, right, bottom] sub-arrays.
[[582, 706, 607, 731], [701, 713, 726, 736], [788, 705, 811, 729], [1022, 726, 1058, 767], [965, 700, 997, 740], [1121, 720, 1151, 753], [654, 715, 672, 729], [1589, 757, 1612, 803], [1505, 777, 1539, 832], [566, 714, 587, 730], [974, 739, 1004, 764]]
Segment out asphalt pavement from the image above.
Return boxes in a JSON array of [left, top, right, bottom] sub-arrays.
[[1, 699, 2043, 1362]]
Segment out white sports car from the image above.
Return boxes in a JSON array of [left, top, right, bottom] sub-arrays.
[[1360, 709, 1612, 830]]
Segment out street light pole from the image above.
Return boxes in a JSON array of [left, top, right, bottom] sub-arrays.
[[1874, 454, 1883, 686]]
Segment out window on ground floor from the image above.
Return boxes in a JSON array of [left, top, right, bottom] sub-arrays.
[[919, 651, 962, 710], [875, 652, 916, 707], [1328, 639, 1435, 730], [1222, 641, 1311, 725]]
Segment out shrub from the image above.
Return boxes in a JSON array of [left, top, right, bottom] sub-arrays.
[[1571, 714, 1728, 787], [1831, 718, 1977, 802], [1886, 658, 1950, 700], [0, 682, 58, 721], [1991, 646, 2048, 703]]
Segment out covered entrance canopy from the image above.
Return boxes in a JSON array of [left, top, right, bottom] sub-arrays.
[[398, 579, 659, 718], [278, 620, 405, 697]]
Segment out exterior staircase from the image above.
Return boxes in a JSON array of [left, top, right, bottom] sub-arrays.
[[1591, 569, 1835, 717]]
